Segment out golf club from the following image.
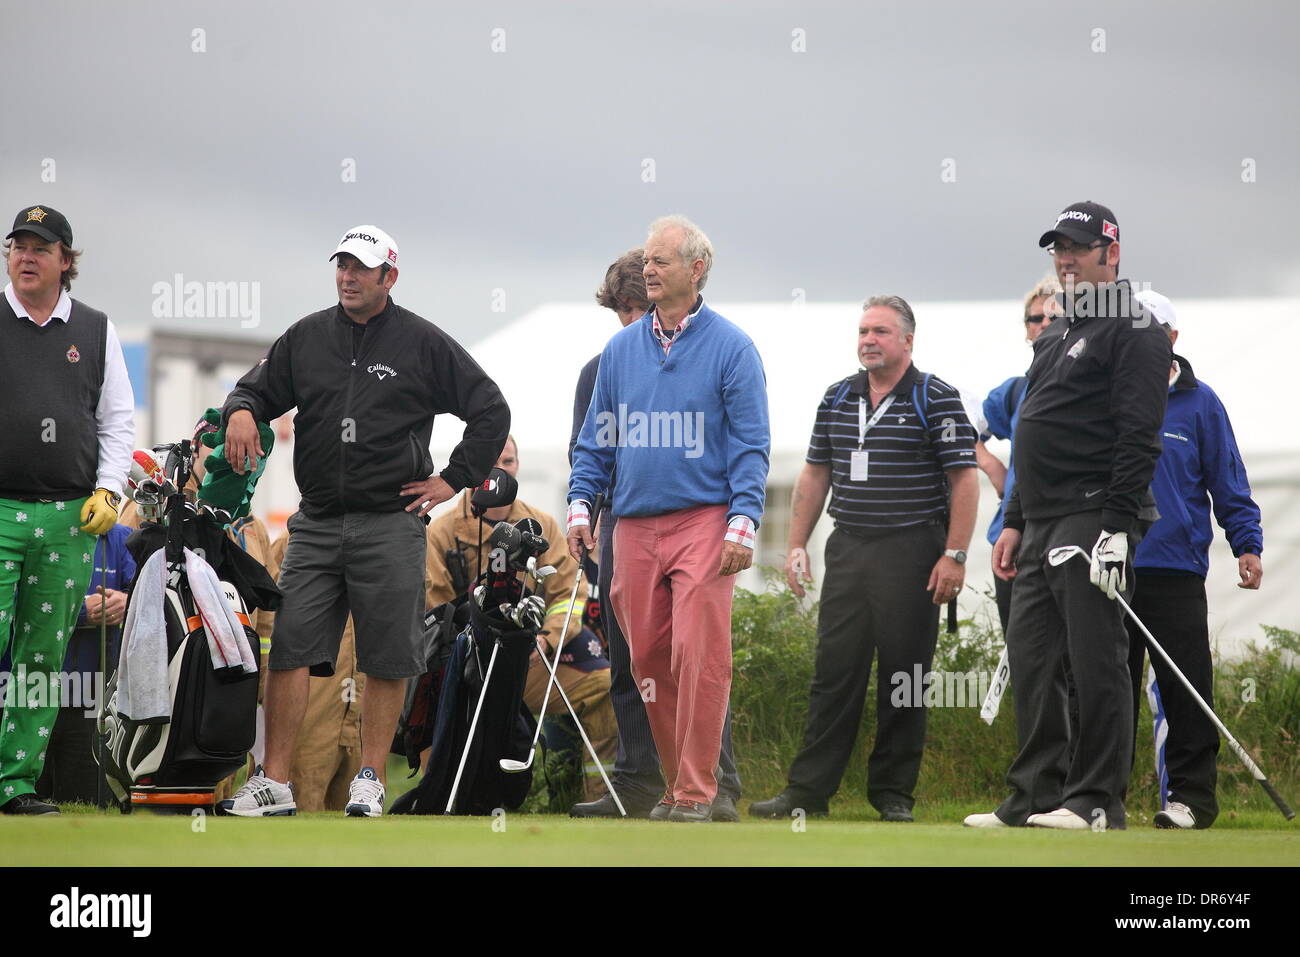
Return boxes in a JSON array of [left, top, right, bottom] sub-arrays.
[[1047, 544, 1295, 820], [499, 564, 584, 775], [979, 647, 1011, 726], [525, 622, 627, 817], [445, 633, 503, 814]]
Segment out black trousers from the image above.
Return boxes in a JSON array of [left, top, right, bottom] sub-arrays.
[[36, 706, 111, 807], [786, 523, 944, 812], [1126, 570, 1219, 826], [996, 510, 1137, 828], [598, 514, 741, 803]]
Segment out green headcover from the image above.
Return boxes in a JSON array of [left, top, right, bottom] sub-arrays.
[[195, 407, 275, 521]]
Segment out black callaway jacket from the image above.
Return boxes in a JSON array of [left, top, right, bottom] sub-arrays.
[[1004, 279, 1171, 536], [222, 299, 510, 518]]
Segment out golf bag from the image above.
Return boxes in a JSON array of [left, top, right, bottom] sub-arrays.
[[97, 441, 279, 812], [391, 564, 539, 816], [391, 600, 465, 775]]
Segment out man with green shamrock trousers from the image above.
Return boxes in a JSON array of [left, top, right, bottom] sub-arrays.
[[0, 205, 134, 814]]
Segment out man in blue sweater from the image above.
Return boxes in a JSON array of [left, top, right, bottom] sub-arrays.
[[1126, 290, 1263, 830], [567, 215, 770, 823]]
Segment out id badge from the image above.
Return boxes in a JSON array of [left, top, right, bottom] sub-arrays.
[[850, 449, 869, 482]]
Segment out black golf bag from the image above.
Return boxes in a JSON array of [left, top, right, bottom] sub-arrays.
[[391, 520, 548, 816], [97, 441, 279, 812]]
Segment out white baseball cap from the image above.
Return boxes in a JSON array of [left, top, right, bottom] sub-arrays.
[[330, 225, 399, 269], [1135, 288, 1177, 330]]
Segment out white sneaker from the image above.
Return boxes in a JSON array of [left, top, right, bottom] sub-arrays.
[[217, 766, 296, 817], [1154, 802, 1196, 829], [1027, 807, 1103, 830], [962, 811, 1008, 828], [345, 766, 385, 817]]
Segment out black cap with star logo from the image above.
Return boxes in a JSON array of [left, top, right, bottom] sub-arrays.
[[6, 205, 73, 246]]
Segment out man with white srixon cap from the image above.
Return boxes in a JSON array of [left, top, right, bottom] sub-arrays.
[[965, 202, 1171, 831], [217, 224, 510, 817], [1124, 289, 1263, 830], [0, 205, 135, 815]]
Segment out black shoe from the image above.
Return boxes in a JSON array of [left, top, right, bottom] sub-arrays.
[[570, 791, 655, 819], [747, 792, 828, 819], [711, 793, 739, 823], [649, 792, 675, 821], [1, 793, 59, 816], [880, 802, 914, 823], [668, 801, 712, 823]]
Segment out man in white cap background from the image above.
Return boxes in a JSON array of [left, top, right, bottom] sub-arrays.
[[217, 224, 510, 817], [1124, 289, 1263, 830], [0, 204, 135, 815]]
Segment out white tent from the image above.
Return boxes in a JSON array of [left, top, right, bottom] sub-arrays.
[[434, 298, 1299, 656]]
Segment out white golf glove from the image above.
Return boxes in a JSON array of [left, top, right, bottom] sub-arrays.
[[1089, 530, 1129, 600]]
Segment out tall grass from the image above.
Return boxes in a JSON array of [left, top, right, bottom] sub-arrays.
[[729, 570, 1300, 817]]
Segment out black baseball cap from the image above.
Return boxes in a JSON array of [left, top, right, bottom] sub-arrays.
[[1037, 201, 1119, 248], [6, 205, 73, 246]]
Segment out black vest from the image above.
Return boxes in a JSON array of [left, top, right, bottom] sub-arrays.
[[0, 294, 107, 498]]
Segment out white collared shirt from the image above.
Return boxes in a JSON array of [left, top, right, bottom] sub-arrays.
[[5, 283, 135, 495]]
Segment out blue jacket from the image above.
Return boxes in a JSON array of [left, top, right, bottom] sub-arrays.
[[1134, 355, 1262, 576], [981, 374, 1028, 544], [569, 300, 770, 523], [67, 523, 137, 677]]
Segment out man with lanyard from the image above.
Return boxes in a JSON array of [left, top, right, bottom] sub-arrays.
[[1125, 289, 1263, 830], [568, 215, 769, 823], [750, 295, 978, 822], [967, 201, 1170, 831], [0, 205, 134, 815]]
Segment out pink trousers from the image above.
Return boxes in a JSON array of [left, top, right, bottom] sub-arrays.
[[610, 504, 735, 805]]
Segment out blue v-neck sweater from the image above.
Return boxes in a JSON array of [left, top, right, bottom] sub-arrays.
[[569, 303, 770, 524]]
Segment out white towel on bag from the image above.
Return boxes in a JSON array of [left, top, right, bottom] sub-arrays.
[[184, 547, 258, 675], [116, 549, 170, 722]]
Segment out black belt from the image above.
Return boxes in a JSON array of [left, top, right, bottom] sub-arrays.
[[1, 494, 86, 503]]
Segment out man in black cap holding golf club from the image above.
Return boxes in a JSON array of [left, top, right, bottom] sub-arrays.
[[965, 202, 1170, 831], [0, 205, 135, 815]]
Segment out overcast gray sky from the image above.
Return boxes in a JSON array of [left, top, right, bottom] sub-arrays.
[[3, 0, 1297, 345]]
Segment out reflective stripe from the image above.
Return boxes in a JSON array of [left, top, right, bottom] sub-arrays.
[[544, 598, 587, 619]]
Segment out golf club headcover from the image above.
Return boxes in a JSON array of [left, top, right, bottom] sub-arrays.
[[1089, 530, 1128, 600], [196, 407, 276, 520], [470, 468, 518, 518]]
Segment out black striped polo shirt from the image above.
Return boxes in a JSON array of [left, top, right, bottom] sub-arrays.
[[806, 362, 977, 537]]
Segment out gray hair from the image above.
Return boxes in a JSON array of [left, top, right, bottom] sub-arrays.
[[862, 295, 916, 334], [647, 214, 714, 291]]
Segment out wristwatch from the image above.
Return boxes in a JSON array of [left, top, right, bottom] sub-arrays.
[[98, 489, 123, 509], [944, 548, 967, 565]]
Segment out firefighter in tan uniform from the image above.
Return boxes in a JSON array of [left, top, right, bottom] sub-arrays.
[[425, 437, 616, 800]]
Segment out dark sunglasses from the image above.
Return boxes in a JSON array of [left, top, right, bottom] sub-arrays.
[[1025, 313, 1049, 324]]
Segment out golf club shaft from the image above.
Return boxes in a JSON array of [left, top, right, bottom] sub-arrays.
[[1053, 545, 1294, 820], [97, 535, 108, 812], [532, 632, 626, 817], [1116, 590, 1294, 819], [446, 638, 501, 814]]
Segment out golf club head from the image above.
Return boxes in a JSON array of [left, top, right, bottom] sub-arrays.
[[499, 751, 534, 773], [1047, 546, 1087, 567]]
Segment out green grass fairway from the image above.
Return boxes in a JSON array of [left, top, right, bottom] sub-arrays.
[[5, 811, 1297, 867]]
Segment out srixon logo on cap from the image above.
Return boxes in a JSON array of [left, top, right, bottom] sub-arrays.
[[1057, 210, 1092, 224], [344, 232, 378, 245]]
